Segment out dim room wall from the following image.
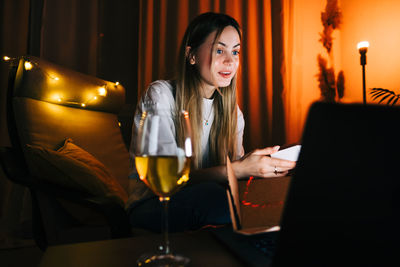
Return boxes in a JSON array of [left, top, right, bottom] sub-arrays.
[[340, 0, 400, 103]]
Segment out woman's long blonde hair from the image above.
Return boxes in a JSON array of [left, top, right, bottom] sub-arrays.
[[174, 12, 242, 169]]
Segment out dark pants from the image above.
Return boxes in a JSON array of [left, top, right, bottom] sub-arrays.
[[127, 182, 231, 233]]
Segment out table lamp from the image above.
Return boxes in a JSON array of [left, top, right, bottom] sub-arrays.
[[357, 41, 369, 104]]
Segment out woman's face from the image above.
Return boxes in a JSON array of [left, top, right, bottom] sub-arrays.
[[194, 26, 241, 93]]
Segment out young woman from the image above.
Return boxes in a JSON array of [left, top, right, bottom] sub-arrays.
[[127, 12, 296, 232]]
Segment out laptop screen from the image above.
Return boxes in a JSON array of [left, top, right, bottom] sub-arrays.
[[272, 102, 400, 266]]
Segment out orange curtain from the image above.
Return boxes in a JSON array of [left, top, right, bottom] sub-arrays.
[[138, 0, 287, 151]]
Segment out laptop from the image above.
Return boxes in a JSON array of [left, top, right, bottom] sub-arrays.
[[225, 143, 300, 235], [214, 102, 400, 267]]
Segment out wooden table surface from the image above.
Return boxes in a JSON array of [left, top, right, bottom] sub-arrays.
[[39, 229, 245, 267]]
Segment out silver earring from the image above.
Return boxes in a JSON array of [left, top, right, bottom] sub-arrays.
[[190, 58, 195, 65]]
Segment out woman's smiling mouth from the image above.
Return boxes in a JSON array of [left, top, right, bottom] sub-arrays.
[[218, 71, 232, 78]]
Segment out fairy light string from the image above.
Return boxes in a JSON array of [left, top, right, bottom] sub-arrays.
[[2, 55, 120, 108]]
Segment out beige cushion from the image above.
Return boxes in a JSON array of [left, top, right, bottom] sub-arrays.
[[25, 138, 128, 207], [13, 98, 130, 192]]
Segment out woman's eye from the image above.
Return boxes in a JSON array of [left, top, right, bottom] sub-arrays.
[[216, 49, 223, 54], [232, 51, 240, 56]]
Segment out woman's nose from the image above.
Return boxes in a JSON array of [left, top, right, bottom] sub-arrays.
[[224, 54, 233, 65]]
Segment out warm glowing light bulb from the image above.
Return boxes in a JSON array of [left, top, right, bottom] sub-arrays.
[[98, 86, 107, 96], [53, 76, 59, 81], [115, 81, 120, 86], [118, 122, 121, 127], [3, 56, 10, 61], [81, 103, 86, 107], [93, 96, 98, 100], [51, 94, 62, 103], [357, 41, 369, 51], [24, 61, 33, 70]]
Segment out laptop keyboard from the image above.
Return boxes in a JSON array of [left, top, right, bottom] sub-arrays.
[[247, 234, 277, 258], [212, 227, 279, 266]]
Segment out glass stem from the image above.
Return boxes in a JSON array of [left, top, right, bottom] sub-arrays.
[[159, 196, 170, 255]]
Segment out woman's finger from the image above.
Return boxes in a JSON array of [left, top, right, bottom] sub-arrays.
[[269, 157, 296, 169], [260, 170, 289, 178], [253, 146, 280, 156]]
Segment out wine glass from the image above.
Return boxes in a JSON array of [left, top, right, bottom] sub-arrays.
[[134, 102, 192, 266]]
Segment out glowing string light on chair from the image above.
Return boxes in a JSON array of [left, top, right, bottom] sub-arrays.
[[50, 94, 63, 103], [24, 61, 33, 70], [3, 56, 120, 109], [98, 85, 107, 96]]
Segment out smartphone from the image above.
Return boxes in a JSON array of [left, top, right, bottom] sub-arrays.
[[270, 145, 301, 161]]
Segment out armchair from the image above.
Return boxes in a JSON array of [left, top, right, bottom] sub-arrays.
[[0, 55, 134, 250]]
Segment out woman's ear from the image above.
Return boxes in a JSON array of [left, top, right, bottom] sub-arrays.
[[186, 46, 195, 65]]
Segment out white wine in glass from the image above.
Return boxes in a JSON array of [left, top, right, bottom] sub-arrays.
[[135, 155, 191, 197], [134, 105, 192, 266]]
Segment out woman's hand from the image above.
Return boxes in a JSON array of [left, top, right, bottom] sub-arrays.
[[232, 146, 297, 178]]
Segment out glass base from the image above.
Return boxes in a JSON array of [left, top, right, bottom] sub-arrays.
[[137, 253, 190, 267]]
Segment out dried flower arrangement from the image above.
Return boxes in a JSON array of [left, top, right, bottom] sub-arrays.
[[317, 0, 345, 102]]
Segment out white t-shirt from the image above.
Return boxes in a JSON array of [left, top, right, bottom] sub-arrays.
[[126, 80, 245, 208]]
